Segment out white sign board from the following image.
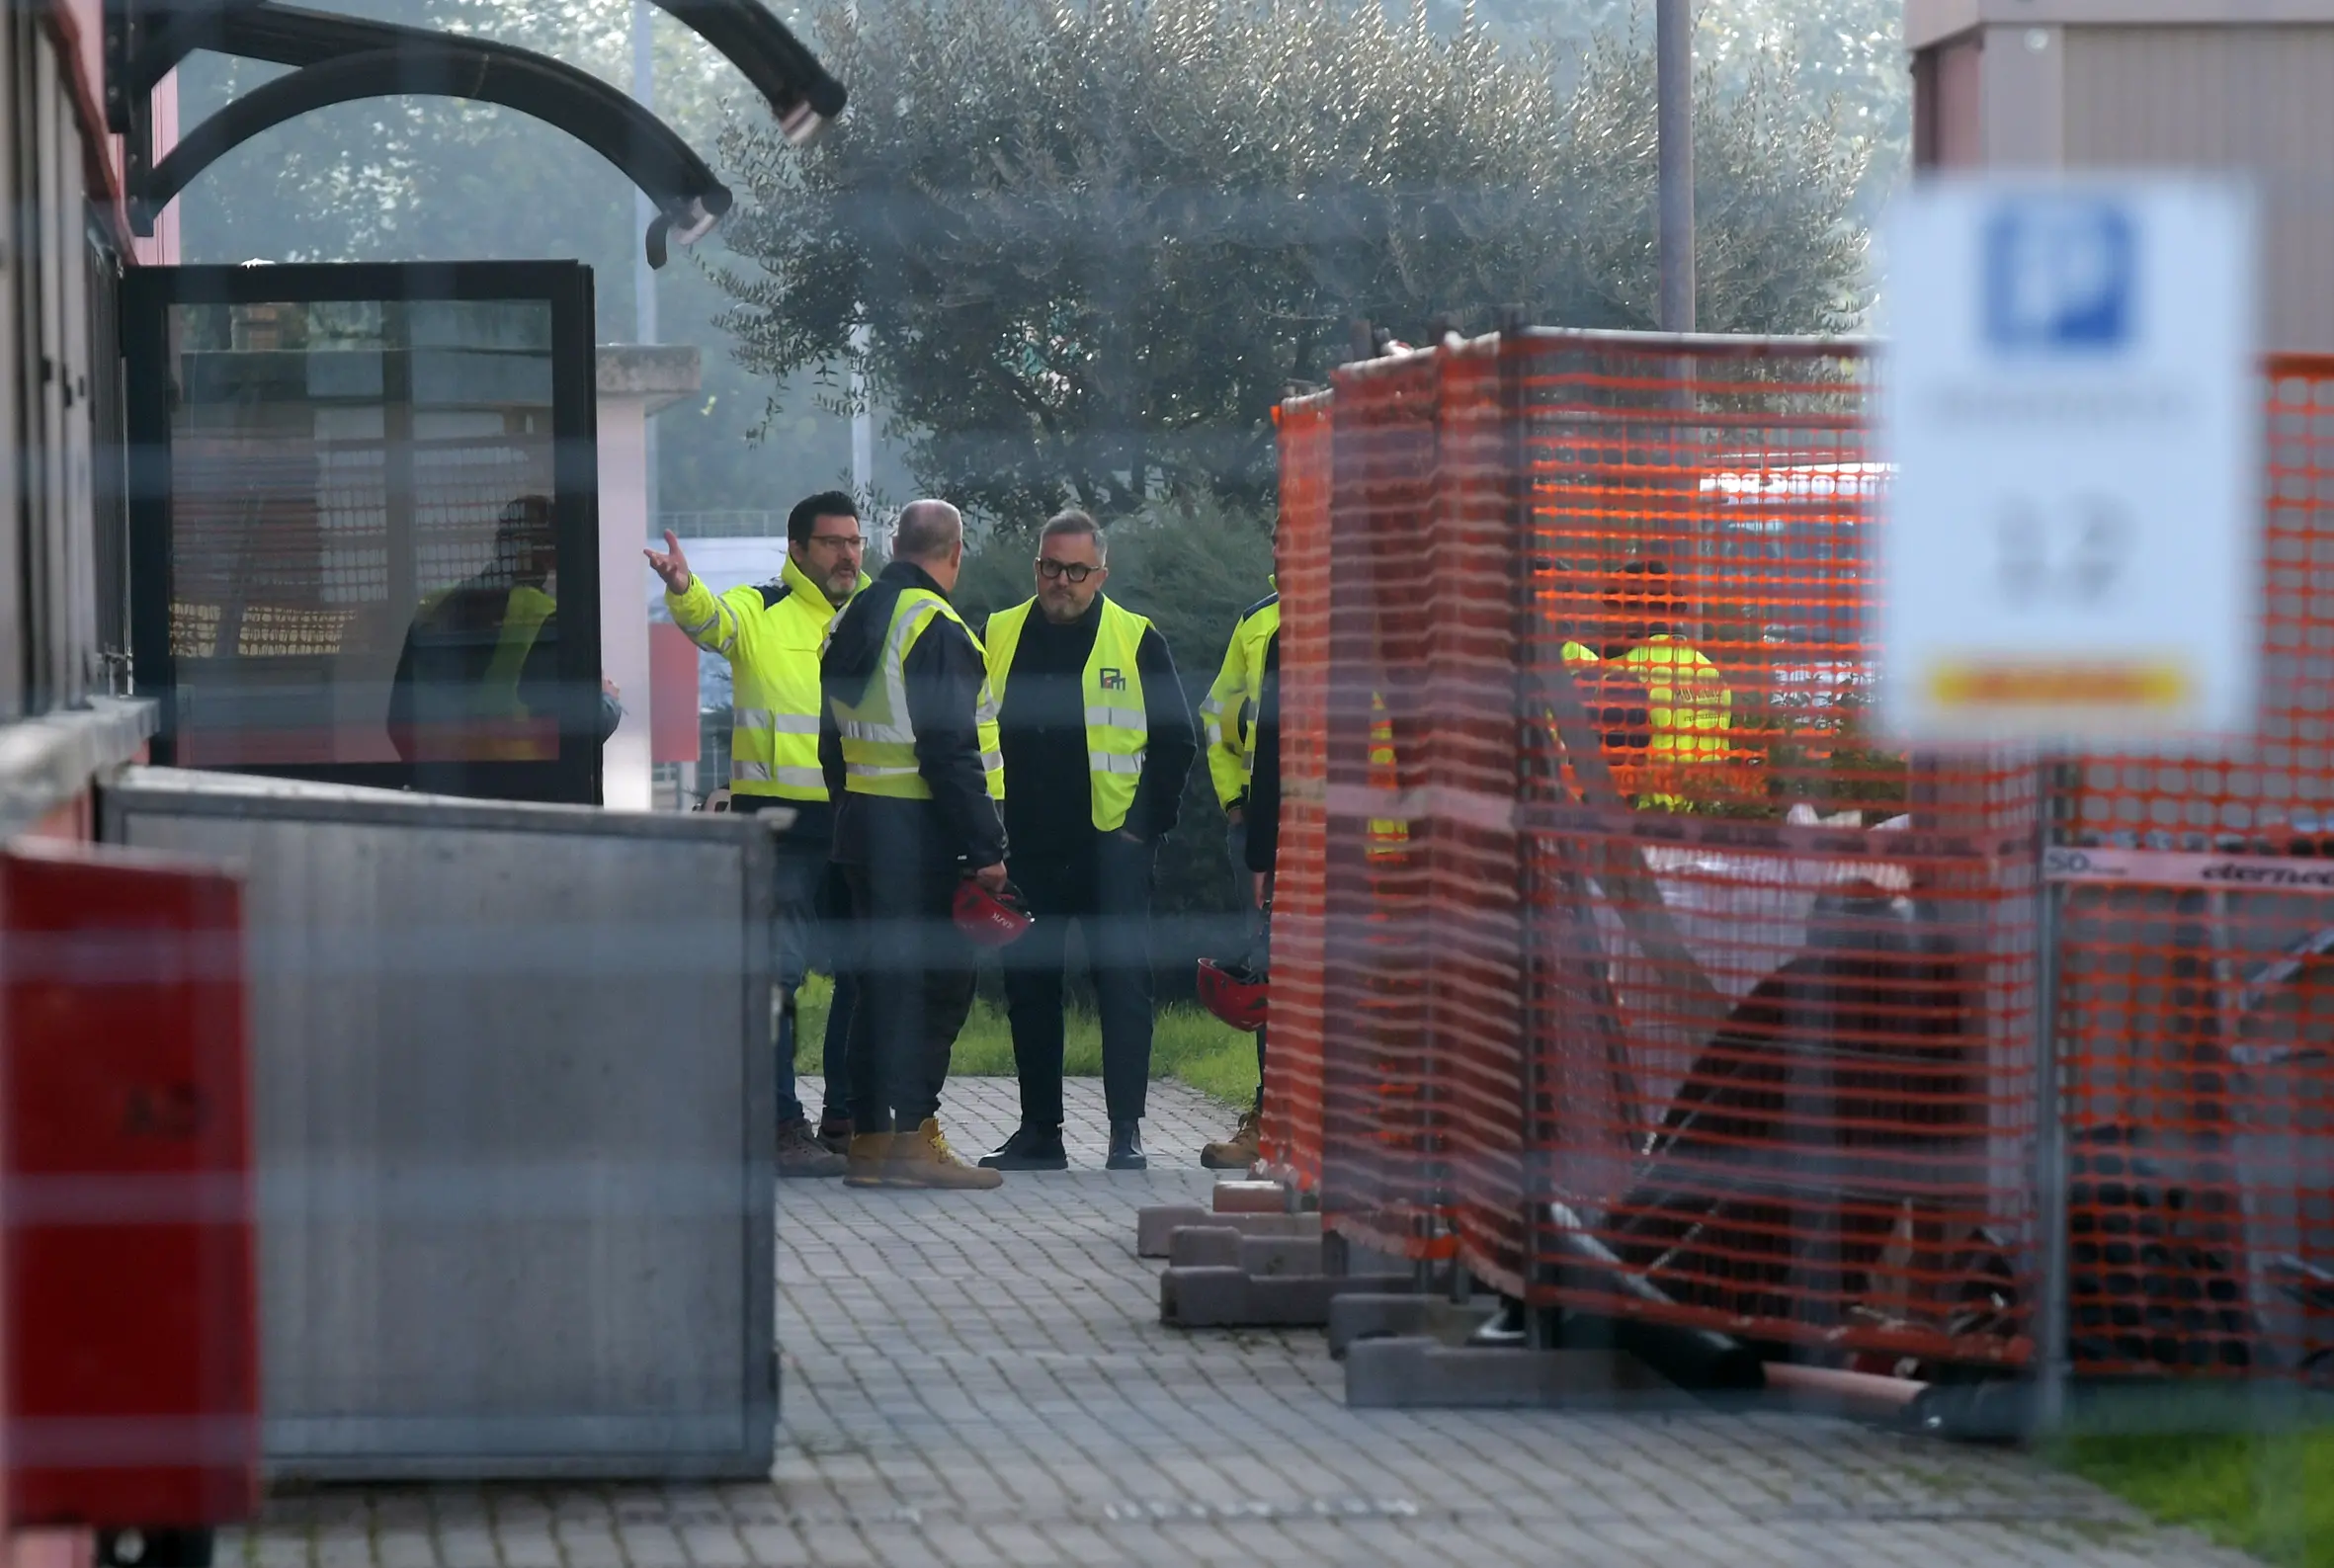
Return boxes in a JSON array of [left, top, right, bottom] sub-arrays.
[[1876, 178, 2259, 746]]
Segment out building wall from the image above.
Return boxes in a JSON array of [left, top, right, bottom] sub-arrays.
[[2, 6, 169, 840], [2062, 24, 2334, 354]]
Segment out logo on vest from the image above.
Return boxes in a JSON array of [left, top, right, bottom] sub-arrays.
[[1099, 667, 1127, 692]]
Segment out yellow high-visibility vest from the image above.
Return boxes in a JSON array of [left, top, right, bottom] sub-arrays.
[[1365, 693, 1408, 861], [667, 555, 869, 801], [832, 588, 1004, 801], [1619, 635, 1733, 811], [1621, 636, 1731, 759], [1200, 588, 1280, 809], [983, 595, 1153, 833]]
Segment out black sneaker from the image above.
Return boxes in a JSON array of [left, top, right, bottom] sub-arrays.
[[977, 1123, 1068, 1171], [1107, 1120, 1147, 1172], [814, 1113, 854, 1155]]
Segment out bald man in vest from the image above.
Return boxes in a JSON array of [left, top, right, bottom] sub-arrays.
[[978, 511, 1197, 1173], [819, 499, 1010, 1190]]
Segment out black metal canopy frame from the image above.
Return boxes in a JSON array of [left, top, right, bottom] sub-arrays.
[[103, 0, 847, 267]]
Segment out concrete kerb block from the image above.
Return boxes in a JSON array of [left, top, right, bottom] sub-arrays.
[[1166, 1227, 1324, 1278], [1160, 1269, 1415, 1329], [1325, 1292, 1501, 1360], [1134, 1205, 1321, 1258], [1344, 1338, 1689, 1410], [1212, 1180, 1292, 1214]]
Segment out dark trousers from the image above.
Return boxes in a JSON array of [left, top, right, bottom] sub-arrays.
[[840, 808, 978, 1133], [1002, 830, 1156, 1127], [1230, 818, 1267, 1111], [774, 843, 856, 1125]]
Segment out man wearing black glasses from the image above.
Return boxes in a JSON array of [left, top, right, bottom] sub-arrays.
[[977, 511, 1197, 1171]]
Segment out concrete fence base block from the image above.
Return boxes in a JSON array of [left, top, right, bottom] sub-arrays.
[[1326, 1293, 1501, 1360], [1166, 1227, 1323, 1278], [1211, 1180, 1292, 1214], [1160, 1268, 1414, 1329], [1343, 1338, 1675, 1409], [1134, 1205, 1321, 1258]]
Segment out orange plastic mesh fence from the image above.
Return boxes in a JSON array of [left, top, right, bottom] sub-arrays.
[[2047, 354, 2334, 1382], [1274, 333, 2334, 1379], [1511, 332, 2040, 1368], [1259, 394, 1332, 1191], [1272, 330, 2042, 1369], [1312, 348, 1458, 1257]]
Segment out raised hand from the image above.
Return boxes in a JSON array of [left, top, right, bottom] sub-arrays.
[[644, 530, 693, 594]]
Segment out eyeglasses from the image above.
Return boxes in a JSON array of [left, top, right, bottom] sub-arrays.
[[1036, 558, 1098, 583], [807, 534, 863, 550]]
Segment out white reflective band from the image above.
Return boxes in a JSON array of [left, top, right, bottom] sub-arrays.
[[847, 762, 920, 779], [1084, 704, 1146, 731], [734, 707, 775, 731], [1202, 715, 1225, 746], [759, 712, 823, 735], [732, 761, 772, 782], [2044, 846, 2334, 892], [842, 718, 915, 744], [678, 609, 720, 638], [1089, 753, 1144, 776], [980, 750, 1005, 773], [772, 765, 828, 789]]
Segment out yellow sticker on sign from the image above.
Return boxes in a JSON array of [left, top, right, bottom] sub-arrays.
[[1926, 661, 2190, 709]]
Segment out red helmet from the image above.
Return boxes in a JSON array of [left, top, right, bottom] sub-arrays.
[[1197, 958, 1268, 1032], [953, 877, 1034, 948]]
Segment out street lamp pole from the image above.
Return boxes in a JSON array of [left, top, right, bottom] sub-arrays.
[[1656, 0, 1695, 333]]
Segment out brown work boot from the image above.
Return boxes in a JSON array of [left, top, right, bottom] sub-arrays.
[[843, 1131, 895, 1189], [814, 1113, 854, 1155], [1201, 1107, 1261, 1170], [776, 1117, 846, 1179], [886, 1117, 1004, 1191]]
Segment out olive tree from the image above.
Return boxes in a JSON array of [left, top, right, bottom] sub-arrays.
[[714, 0, 1871, 525]]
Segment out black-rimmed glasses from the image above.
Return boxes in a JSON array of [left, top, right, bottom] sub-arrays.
[[1037, 558, 1098, 583]]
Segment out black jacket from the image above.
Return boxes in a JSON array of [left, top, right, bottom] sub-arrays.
[[1244, 630, 1281, 874], [819, 559, 1008, 867], [993, 595, 1197, 857]]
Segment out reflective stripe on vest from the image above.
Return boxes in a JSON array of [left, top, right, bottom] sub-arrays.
[[832, 589, 1005, 802], [983, 596, 1152, 832]]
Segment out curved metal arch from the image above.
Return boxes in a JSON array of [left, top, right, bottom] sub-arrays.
[[132, 0, 847, 144], [139, 43, 734, 266]]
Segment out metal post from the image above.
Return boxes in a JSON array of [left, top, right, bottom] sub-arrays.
[[2033, 759, 2072, 1438], [1655, 0, 1696, 334], [631, 0, 660, 518]]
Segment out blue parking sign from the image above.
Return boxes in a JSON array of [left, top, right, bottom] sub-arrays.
[[1983, 198, 2135, 352]]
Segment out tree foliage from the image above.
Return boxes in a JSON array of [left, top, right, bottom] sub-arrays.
[[715, 0, 1872, 525]]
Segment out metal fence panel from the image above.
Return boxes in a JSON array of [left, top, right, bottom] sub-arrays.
[[101, 766, 778, 1480]]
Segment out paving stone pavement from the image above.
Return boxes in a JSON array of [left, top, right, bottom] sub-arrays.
[[229, 1077, 2252, 1568]]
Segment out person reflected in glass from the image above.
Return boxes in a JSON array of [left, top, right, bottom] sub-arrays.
[[388, 494, 620, 789]]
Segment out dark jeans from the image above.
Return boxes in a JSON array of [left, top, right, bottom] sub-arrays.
[[1230, 818, 1267, 1111], [774, 841, 856, 1126], [839, 808, 979, 1133], [1002, 830, 1157, 1127]]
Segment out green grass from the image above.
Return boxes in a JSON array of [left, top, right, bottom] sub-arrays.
[[790, 973, 1259, 1106], [2057, 1428, 2334, 1567]]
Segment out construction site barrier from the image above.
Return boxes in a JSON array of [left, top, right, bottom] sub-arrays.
[[1266, 330, 2334, 1387]]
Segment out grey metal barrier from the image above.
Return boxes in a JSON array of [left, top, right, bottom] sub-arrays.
[[100, 767, 779, 1482]]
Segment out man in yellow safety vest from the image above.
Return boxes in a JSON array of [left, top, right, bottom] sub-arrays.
[[647, 491, 871, 1178], [975, 512, 1197, 1175], [1197, 570, 1281, 1171], [1600, 559, 1733, 809], [818, 499, 1009, 1190]]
